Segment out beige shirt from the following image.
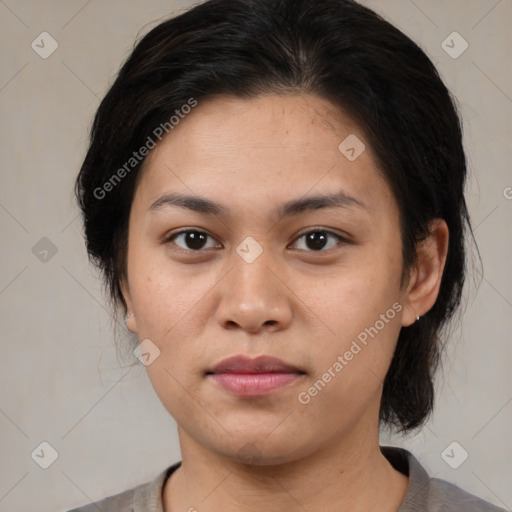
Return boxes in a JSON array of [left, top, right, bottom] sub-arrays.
[[66, 446, 507, 511]]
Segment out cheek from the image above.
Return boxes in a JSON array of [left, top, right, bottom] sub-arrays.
[[294, 255, 403, 399], [127, 247, 208, 335], [299, 257, 401, 345], [145, 360, 208, 436], [294, 314, 401, 433], [128, 255, 219, 377]]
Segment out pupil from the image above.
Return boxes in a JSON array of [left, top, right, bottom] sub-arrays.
[[183, 231, 329, 251], [307, 231, 327, 250], [186, 231, 206, 250]]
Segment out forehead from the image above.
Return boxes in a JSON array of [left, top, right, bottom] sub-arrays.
[[149, 93, 365, 159], [133, 93, 395, 217]]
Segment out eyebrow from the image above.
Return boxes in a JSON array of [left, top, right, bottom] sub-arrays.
[[148, 189, 368, 218]]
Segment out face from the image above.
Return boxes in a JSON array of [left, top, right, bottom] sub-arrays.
[[122, 93, 418, 464]]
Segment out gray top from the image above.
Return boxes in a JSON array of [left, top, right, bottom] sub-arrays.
[[66, 446, 508, 512]]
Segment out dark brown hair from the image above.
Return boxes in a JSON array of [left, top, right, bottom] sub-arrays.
[[75, 0, 474, 432]]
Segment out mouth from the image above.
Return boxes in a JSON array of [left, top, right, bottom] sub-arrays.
[[206, 355, 306, 397]]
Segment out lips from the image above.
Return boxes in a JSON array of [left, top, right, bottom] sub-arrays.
[[206, 355, 305, 397], [207, 355, 304, 375]]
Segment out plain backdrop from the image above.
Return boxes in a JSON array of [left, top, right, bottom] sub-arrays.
[[0, 1, 511, 511]]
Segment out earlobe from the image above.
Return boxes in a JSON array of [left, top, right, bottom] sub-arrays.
[[401, 219, 449, 327], [120, 278, 138, 334], [124, 311, 138, 333]]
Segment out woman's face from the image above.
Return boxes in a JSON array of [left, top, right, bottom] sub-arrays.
[[122, 93, 418, 464]]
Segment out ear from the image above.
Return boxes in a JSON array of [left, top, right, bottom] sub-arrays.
[[120, 277, 138, 334], [400, 218, 449, 327]]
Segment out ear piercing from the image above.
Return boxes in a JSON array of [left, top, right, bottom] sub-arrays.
[[416, 315, 420, 321]]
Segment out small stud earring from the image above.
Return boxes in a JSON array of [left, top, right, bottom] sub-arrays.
[[416, 315, 420, 321], [125, 312, 134, 322]]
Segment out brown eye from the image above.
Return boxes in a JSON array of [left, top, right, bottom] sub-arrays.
[[291, 229, 345, 252], [166, 230, 220, 251]]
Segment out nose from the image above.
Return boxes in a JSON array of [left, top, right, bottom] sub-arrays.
[[215, 244, 293, 334]]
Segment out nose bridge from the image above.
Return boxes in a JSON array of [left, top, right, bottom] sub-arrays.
[[230, 237, 278, 303], [215, 237, 292, 332], [233, 238, 275, 292]]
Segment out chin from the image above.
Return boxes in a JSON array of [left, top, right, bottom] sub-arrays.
[[229, 441, 306, 466], [200, 427, 312, 467]]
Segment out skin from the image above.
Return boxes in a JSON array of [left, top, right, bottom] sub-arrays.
[[122, 93, 449, 512]]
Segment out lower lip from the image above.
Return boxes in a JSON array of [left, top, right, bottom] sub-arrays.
[[209, 372, 303, 396]]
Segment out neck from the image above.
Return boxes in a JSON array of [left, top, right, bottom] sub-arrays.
[[163, 424, 408, 512]]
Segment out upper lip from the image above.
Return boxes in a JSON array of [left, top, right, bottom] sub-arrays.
[[207, 355, 305, 374]]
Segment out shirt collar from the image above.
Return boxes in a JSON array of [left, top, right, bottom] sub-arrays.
[[381, 445, 431, 511], [134, 446, 428, 512]]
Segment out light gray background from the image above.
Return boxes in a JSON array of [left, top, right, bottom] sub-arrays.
[[0, 1, 511, 511]]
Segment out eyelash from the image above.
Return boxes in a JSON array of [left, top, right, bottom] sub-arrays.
[[163, 227, 348, 253]]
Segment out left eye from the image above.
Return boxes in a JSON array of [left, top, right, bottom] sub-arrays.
[[290, 229, 344, 251], [165, 229, 344, 252]]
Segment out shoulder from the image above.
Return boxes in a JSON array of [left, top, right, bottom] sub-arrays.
[[65, 462, 181, 512], [381, 446, 507, 512], [427, 477, 508, 512], [66, 486, 134, 512]]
